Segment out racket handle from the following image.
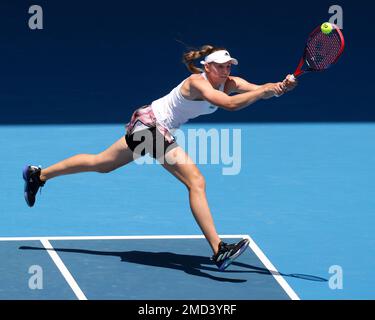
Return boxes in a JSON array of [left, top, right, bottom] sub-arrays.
[[274, 74, 296, 97]]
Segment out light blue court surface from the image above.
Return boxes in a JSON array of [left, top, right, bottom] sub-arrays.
[[1, 123, 375, 299]]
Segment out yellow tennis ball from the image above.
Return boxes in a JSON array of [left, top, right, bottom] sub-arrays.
[[321, 22, 333, 35]]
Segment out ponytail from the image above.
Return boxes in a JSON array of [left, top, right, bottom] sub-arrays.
[[182, 45, 226, 74]]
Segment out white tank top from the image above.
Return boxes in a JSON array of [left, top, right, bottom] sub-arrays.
[[151, 73, 222, 131]]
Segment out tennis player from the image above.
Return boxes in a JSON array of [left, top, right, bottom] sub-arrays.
[[23, 45, 297, 270]]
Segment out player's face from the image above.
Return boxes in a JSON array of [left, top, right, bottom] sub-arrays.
[[206, 62, 232, 82]]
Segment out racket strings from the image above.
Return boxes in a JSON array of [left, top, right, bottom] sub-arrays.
[[305, 30, 343, 70]]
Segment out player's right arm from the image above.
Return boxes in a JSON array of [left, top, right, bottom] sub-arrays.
[[190, 78, 285, 111]]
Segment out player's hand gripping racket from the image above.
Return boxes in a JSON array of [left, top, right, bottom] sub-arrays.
[[276, 22, 345, 96]]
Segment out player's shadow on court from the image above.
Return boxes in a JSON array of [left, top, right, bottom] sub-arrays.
[[19, 246, 327, 283]]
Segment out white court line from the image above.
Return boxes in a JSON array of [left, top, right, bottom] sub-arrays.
[[2, 234, 299, 300], [40, 239, 87, 301], [243, 235, 300, 300], [0, 234, 249, 241], [0, 235, 209, 241]]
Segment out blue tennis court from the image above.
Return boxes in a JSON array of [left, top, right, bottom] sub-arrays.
[[1, 123, 374, 300], [1, 235, 295, 300]]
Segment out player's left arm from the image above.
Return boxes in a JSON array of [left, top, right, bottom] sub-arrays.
[[225, 76, 261, 94], [226, 75, 298, 94]]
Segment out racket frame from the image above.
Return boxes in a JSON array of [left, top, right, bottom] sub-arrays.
[[292, 23, 345, 79]]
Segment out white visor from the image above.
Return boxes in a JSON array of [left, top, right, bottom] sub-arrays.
[[200, 50, 238, 65]]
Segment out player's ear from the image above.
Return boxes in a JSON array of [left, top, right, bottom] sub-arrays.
[[204, 63, 210, 73]]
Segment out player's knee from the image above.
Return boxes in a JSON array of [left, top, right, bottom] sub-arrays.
[[188, 172, 206, 192]]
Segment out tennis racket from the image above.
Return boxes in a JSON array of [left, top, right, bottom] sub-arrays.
[[277, 22, 345, 95]]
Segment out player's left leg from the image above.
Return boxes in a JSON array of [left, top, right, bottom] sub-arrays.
[[160, 146, 249, 270], [160, 146, 222, 254]]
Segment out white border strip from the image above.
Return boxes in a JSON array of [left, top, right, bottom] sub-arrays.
[[2, 234, 299, 300], [0, 234, 250, 241], [0, 235, 209, 241], [243, 235, 300, 300], [40, 239, 87, 301]]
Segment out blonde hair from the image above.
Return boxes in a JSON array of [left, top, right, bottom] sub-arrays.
[[182, 45, 226, 74]]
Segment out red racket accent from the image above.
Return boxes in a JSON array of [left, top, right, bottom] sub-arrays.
[[293, 23, 345, 78]]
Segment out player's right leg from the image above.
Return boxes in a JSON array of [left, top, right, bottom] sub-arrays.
[[23, 137, 134, 207]]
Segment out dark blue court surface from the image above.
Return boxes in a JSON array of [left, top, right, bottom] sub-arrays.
[[0, 241, 76, 299], [1, 236, 297, 300]]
